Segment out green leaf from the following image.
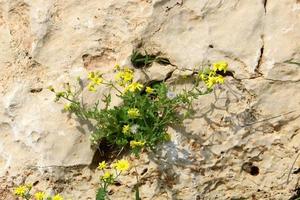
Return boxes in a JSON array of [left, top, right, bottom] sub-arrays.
[[96, 188, 107, 200], [135, 185, 141, 200]]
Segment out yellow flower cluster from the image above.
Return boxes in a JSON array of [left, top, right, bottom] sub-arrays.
[[122, 124, 130, 134], [145, 86, 154, 94], [112, 159, 130, 172], [102, 171, 113, 181], [14, 185, 31, 197], [125, 82, 143, 93], [115, 67, 134, 86], [87, 71, 103, 92], [63, 104, 71, 111], [114, 66, 145, 94], [52, 194, 64, 200], [130, 140, 145, 148], [34, 192, 46, 200], [199, 61, 228, 89], [213, 61, 228, 72], [127, 108, 140, 118], [97, 161, 112, 181], [98, 161, 107, 170], [97, 159, 130, 188], [14, 184, 67, 200]]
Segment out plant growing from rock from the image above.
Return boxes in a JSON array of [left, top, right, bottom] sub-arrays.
[[96, 159, 131, 200], [50, 61, 228, 157], [50, 60, 228, 199]]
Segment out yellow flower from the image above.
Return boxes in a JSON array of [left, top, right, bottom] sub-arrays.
[[130, 140, 145, 148], [124, 67, 133, 74], [53, 194, 64, 200], [102, 171, 113, 181], [205, 75, 225, 88], [87, 82, 96, 92], [205, 77, 216, 89], [14, 185, 27, 197], [93, 77, 103, 85], [98, 161, 107, 170], [63, 104, 71, 111], [114, 64, 120, 71], [115, 72, 122, 80], [198, 72, 207, 81], [113, 159, 130, 172], [88, 71, 103, 88], [115, 68, 134, 86], [122, 124, 130, 134], [145, 87, 154, 94], [88, 71, 101, 80], [34, 191, 46, 200], [213, 61, 228, 72], [125, 82, 143, 92], [215, 75, 225, 84], [88, 71, 95, 80], [123, 72, 134, 83], [127, 108, 140, 118]]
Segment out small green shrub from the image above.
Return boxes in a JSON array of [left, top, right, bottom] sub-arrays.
[[51, 61, 228, 156], [96, 159, 131, 200], [130, 51, 171, 68]]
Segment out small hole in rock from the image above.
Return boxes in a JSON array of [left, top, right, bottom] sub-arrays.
[[250, 166, 259, 176], [208, 44, 214, 48], [114, 181, 121, 186], [30, 88, 43, 93], [108, 190, 114, 195], [33, 181, 39, 186], [242, 162, 260, 176], [141, 168, 148, 175], [131, 50, 171, 68], [216, 70, 234, 77], [293, 168, 300, 174], [90, 139, 127, 169]]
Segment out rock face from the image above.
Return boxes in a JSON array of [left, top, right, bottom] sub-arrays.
[[0, 0, 300, 199]]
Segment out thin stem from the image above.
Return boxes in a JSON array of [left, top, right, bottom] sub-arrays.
[[134, 166, 141, 200], [102, 82, 123, 94]]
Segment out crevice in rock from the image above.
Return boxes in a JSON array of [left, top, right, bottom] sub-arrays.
[[30, 88, 43, 93], [263, 0, 268, 13], [165, 0, 183, 12], [254, 36, 264, 78], [151, 25, 162, 37], [164, 68, 177, 82], [264, 78, 300, 83]]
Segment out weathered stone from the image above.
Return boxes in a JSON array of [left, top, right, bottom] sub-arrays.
[[0, 0, 300, 199]]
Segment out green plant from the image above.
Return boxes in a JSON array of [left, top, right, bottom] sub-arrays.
[[51, 61, 228, 157], [130, 50, 171, 68], [96, 159, 131, 200], [48, 59, 228, 199]]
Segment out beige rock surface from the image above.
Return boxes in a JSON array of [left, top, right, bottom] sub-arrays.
[[0, 0, 300, 199]]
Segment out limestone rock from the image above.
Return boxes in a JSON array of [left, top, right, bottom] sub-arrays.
[[0, 0, 300, 200]]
